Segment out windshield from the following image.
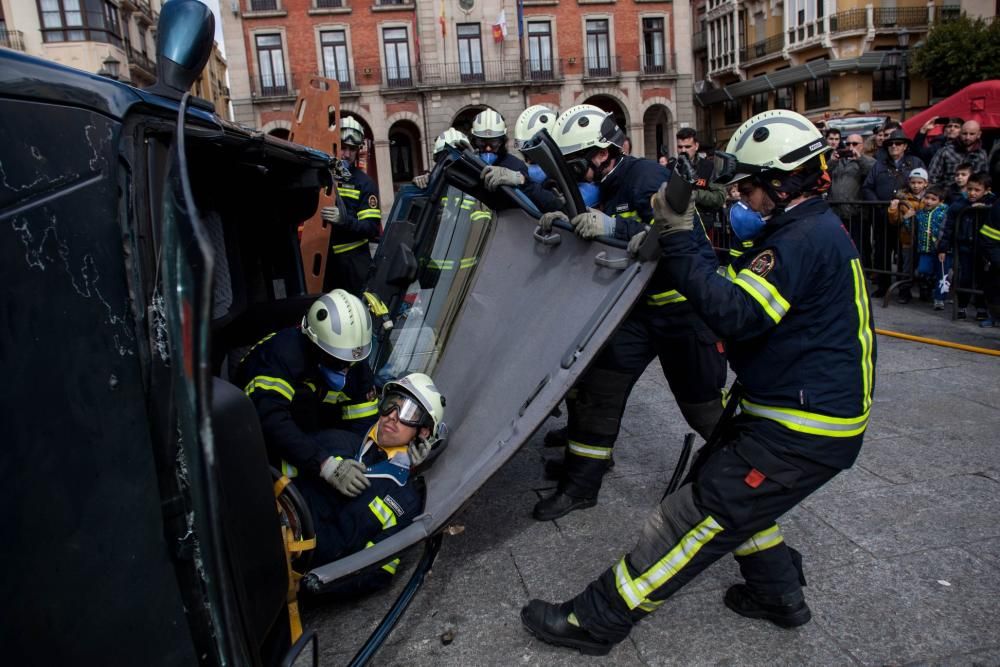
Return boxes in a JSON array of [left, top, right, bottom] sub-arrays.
[[372, 185, 494, 384]]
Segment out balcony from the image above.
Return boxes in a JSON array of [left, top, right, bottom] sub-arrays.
[[637, 52, 676, 77], [873, 6, 933, 28], [418, 59, 525, 87], [249, 0, 278, 9], [314, 0, 343, 7], [250, 71, 298, 99], [0, 29, 26, 51], [583, 55, 620, 79], [828, 8, 867, 32], [126, 44, 156, 79], [739, 33, 784, 63], [524, 58, 563, 82]]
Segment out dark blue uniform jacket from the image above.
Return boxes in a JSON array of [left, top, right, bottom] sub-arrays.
[[336, 167, 381, 249]]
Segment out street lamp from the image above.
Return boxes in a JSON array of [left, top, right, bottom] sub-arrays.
[[897, 29, 909, 121], [97, 54, 121, 81]]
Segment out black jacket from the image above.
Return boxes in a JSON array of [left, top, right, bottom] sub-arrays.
[[335, 167, 381, 249]]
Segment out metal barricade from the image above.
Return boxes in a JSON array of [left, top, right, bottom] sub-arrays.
[[948, 205, 989, 319]]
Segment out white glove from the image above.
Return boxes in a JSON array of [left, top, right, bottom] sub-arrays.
[[320, 457, 370, 497], [627, 228, 649, 256], [482, 166, 525, 192], [650, 182, 694, 235], [413, 173, 430, 189], [320, 205, 343, 226], [570, 208, 615, 240], [538, 210, 569, 234], [407, 437, 433, 468]]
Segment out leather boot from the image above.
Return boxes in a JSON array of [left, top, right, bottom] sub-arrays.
[[723, 584, 812, 628], [532, 491, 597, 521], [520, 600, 615, 656]]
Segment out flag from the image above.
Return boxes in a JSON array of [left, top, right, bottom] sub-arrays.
[[440, 0, 446, 37], [497, 9, 508, 38]]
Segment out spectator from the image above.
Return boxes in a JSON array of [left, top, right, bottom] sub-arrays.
[[887, 167, 929, 303], [675, 127, 726, 246], [947, 163, 974, 205], [658, 155, 669, 167], [937, 172, 995, 320], [912, 116, 964, 164], [929, 120, 988, 189], [824, 127, 842, 153], [829, 133, 875, 245], [862, 129, 925, 297], [909, 185, 950, 308], [867, 120, 901, 161]]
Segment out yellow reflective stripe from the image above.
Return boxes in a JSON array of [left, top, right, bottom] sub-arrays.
[[322, 390, 349, 405], [470, 211, 492, 221], [245, 375, 295, 401], [427, 258, 455, 270], [342, 399, 378, 420], [281, 460, 299, 478], [981, 223, 1000, 241], [741, 399, 869, 437], [337, 187, 361, 199], [332, 239, 368, 254], [850, 258, 875, 413], [733, 525, 784, 556], [729, 248, 744, 258], [615, 516, 724, 610], [364, 541, 401, 575], [567, 440, 612, 460], [460, 199, 476, 210], [618, 210, 638, 219], [638, 599, 664, 612], [459, 257, 478, 269], [358, 209, 381, 220], [734, 269, 790, 324], [368, 496, 397, 529], [725, 264, 737, 281], [239, 331, 278, 363], [304, 381, 318, 393], [645, 289, 687, 306]]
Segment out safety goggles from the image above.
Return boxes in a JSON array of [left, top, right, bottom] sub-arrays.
[[473, 137, 503, 152], [378, 392, 428, 427]]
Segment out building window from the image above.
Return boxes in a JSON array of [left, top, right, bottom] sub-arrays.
[[804, 76, 829, 109], [527, 21, 553, 79], [256, 34, 288, 96], [315, 0, 342, 8], [457, 23, 484, 82], [872, 51, 908, 102], [775, 85, 794, 110], [38, 0, 122, 45], [249, 0, 278, 11], [724, 99, 742, 125], [751, 91, 768, 115], [586, 19, 611, 76], [389, 129, 415, 182], [382, 27, 412, 87], [642, 17, 666, 73], [320, 30, 351, 89]]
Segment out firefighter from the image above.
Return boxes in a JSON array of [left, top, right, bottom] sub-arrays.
[[532, 104, 726, 521], [234, 289, 380, 479], [293, 372, 446, 593], [521, 110, 877, 655], [321, 116, 381, 296], [413, 128, 473, 189]]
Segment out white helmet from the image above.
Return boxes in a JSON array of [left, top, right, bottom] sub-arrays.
[[724, 110, 828, 182], [301, 289, 372, 362], [433, 127, 472, 156], [340, 116, 365, 147], [382, 372, 446, 440], [470, 108, 507, 140], [552, 104, 624, 157], [513, 105, 557, 149]]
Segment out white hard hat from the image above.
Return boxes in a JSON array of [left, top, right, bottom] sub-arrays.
[[513, 105, 557, 149], [724, 110, 828, 182], [433, 127, 472, 156], [470, 108, 507, 139], [382, 372, 446, 440], [552, 104, 624, 157], [340, 116, 365, 147], [301, 289, 372, 362]]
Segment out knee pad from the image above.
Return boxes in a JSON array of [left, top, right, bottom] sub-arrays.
[[678, 398, 724, 441]]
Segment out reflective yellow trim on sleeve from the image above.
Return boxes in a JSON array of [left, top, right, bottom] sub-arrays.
[[981, 223, 1000, 241], [460, 199, 476, 210], [741, 399, 869, 437], [614, 515, 723, 610], [645, 289, 687, 306], [368, 496, 398, 529], [733, 525, 784, 556], [618, 210, 638, 219], [342, 399, 379, 420], [470, 210, 492, 222], [459, 257, 478, 269], [358, 209, 381, 220], [244, 375, 295, 401], [322, 390, 349, 405], [850, 258, 875, 413], [281, 460, 299, 478], [337, 187, 361, 199], [734, 269, 790, 324], [332, 239, 369, 254], [567, 440, 613, 460], [427, 259, 455, 270], [725, 264, 737, 281]]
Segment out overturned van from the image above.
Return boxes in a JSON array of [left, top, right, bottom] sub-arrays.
[[1, 3, 656, 664]]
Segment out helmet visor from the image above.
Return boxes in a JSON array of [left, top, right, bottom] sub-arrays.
[[378, 392, 428, 427], [473, 136, 503, 152]]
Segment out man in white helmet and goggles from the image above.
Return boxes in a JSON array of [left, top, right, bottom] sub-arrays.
[[522, 110, 876, 656]]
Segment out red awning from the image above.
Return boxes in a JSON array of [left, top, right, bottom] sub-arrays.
[[902, 80, 1000, 139]]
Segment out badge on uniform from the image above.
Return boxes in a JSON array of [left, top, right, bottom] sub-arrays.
[[749, 249, 776, 277], [368, 194, 378, 208]]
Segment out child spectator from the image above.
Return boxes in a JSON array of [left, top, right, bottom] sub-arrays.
[[888, 167, 929, 303], [947, 163, 973, 205], [938, 172, 996, 319], [909, 185, 950, 309]]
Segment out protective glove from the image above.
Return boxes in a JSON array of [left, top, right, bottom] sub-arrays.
[[570, 208, 615, 240], [482, 166, 525, 192], [650, 182, 695, 235], [538, 210, 568, 234], [320, 457, 370, 497], [320, 205, 343, 226], [407, 437, 433, 468], [413, 172, 430, 189], [627, 227, 649, 256]]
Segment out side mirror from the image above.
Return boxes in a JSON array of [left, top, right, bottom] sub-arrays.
[[146, 0, 215, 100]]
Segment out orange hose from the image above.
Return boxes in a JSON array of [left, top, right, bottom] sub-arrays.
[[875, 328, 1000, 357]]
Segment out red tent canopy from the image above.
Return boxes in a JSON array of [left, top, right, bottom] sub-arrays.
[[901, 79, 1000, 139]]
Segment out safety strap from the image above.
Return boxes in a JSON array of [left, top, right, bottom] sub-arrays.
[[273, 476, 317, 644]]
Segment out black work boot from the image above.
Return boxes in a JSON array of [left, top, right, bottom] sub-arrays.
[[544, 426, 568, 448], [543, 455, 615, 481], [520, 600, 614, 656], [533, 491, 597, 521], [724, 584, 811, 628]]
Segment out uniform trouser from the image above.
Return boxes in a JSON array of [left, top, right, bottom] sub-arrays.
[[872, 212, 898, 292], [561, 306, 727, 499], [323, 243, 373, 296], [572, 417, 858, 643], [954, 250, 986, 309]]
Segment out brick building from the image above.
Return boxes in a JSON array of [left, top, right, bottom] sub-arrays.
[[222, 0, 695, 211]]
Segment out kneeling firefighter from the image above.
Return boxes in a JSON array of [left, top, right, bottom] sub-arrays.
[[521, 110, 876, 655]]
